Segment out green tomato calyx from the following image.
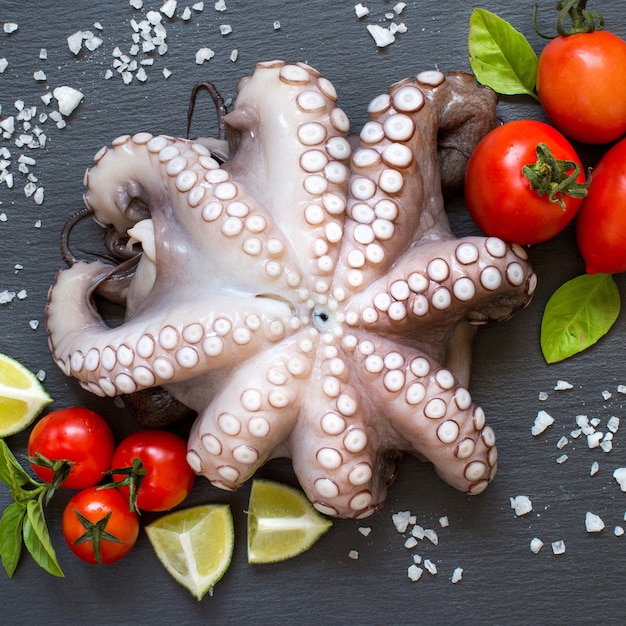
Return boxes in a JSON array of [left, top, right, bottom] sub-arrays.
[[522, 143, 590, 209]]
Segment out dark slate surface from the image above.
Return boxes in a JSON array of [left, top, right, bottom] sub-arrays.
[[1, 1, 625, 624]]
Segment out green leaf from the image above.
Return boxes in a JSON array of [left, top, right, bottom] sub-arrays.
[[0, 502, 26, 578], [541, 274, 620, 363], [0, 439, 35, 489], [468, 8, 539, 99], [23, 499, 64, 577]]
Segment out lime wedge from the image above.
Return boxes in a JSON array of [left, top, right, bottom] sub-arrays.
[[247, 479, 332, 564], [145, 504, 234, 600], [0, 352, 52, 437]]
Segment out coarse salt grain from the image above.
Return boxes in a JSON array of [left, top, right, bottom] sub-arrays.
[[590, 461, 599, 476], [615, 526, 624, 537], [424, 529, 438, 545], [4, 23, 18, 34], [510, 495, 532, 516], [618, 384, 626, 395], [392, 510, 411, 533], [53, 86, 84, 116], [423, 559, 437, 575], [29, 320, 39, 330], [411, 524, 424, 539], [530, 537, 543, 554], [613, 467, 626, 491], [585, 511, 605, 533], [551, 540, 566, 555], [608, 416, 620, 433], [538, 391, 548, 401], [556, 436, 568, 449], [554, 380, 573, 390], [407, 564, 423, 582], [220, 24, 232, 35], [358, 527, 371, 537], [195, 47, 215, 64], [355, 3, 370, 18], [160, 0, 177, 18], [556, 454, 568, 464], [587, 432, 603, 449], [438, 516, 449, 528], [602, 390, 612, 400], [366, 24, 395, 47], [450, 567, 463, 583], [348, 549, 359, 560], [404, 537, 417, 549], [531, 410, 554, 436]]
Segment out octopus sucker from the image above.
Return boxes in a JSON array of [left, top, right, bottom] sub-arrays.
[[47, 61, 537, 518]]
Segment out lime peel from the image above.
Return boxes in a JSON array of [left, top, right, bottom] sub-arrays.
[[145, 504, 234, 601], [247, 479, 332, 564], [0, 353, 52, 437]]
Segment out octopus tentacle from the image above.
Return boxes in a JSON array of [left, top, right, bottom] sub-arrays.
[[47, 261, 298, 397]]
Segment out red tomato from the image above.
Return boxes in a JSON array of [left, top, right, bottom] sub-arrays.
[[28, 407, 115, 489], [464, 120, 587, 245], [111, 430, 195, 512], [537, 31, 626, 144], [62, 486, 139, 565], [576, 137, 626, 274]]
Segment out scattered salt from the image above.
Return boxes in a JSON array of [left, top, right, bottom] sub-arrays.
[[618, 384, 626, 395], [615, 526, 624, 537], [612, 468, 626, 491], [404, 537, 417, 549], [0, 58, 8, 73], [450, 567, 463, 584], [130, 0, 144, 8], [35, 370, 46, 382], [538, 391, 548, 401], [411, 524, 424, 539], [220, 24, 232, 35], [529, 538, 543, 554], [531, 410, 554, 436], [29, 320, 39, 330], [4, 23, 19, 34], [587, 432, 603, 449], [160, 0, 177, 18], [0, 290, 16, 304], [230, 49, 238, 62], [585, 511, 605, 533], [556, 454, 568, 464], [348, 549, 359, 560], [424, 529, 438, 546], [608, 416, 620, 434], [602, 390, 612, 400], [551, 540, 566, 555], [53, 86, 84, 116], [590, 461, 599, 476], [358, 526, 371, 537], [407, 564, 423, 582], [438, 516, 449, 528], [214, 0, 226, 10], [195, 47, 215, 64], [33, 70, 47, 82], [273, 20, 281, 30], [366, 24, 395, 47], [355, 3, 370, 18], [423, 559, 437, 575], [392, 510, 411, 533], [394, 2, 407, 14], [554, 380, 573, 391], [510, 495, 533, 516], [556, 436, 569, 449]]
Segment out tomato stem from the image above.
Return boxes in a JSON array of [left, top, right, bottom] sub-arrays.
[[27, 452, 73, 503], [533, 0, 604, 39], [100, 457, 147, 514], [522, 143, 590, 209]]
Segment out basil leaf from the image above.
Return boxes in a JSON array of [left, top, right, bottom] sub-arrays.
[[541, 273, 620, 363], [0, 502, 26, 578], [0, 439, 34, 489], [23, 499, 64, 577], [468, 8, 539, 99]]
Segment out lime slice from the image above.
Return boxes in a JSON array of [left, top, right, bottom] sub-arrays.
[[247, 479, 332, 564], [0, 352, 52, 437], [145, 504, 234, 600]]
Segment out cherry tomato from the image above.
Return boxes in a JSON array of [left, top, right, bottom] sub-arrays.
[[28, 407, 115, 489], [62, 486, 139, 565], [464, 120, 587, 245], [111, 430, 195, 512], [537, 31, 626, 144], [576, 137, 626, 274]]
